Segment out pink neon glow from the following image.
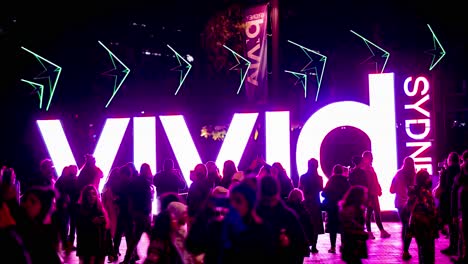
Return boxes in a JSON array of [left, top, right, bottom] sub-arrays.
[[215, 113, 258, 172], [265, 111, 291, 177], [159, 115, 202, 186], [133, 117, 157, 173], [93, 118, 130, 192], [37, 120, 78, 177], [296, 73, 398, 211]]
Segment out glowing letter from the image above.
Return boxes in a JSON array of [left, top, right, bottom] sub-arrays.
[[405, 119, 431, 140], [215, 113, 258, 172], [404, 76, 429, 97], [133, 117, 156, 173], [37, 120, 77, 177], [93, 118, 130, 192], [160, 116, 202, 186], [296, 73, 397, 210], [406, 142, 432, 164], [133, 117, 158, 214], [404, 95, 430, 118], [265, 111, 291, 177], [245, 19, 264, 38]]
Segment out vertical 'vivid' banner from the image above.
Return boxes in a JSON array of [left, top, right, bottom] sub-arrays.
[[243, 4, 268, 104]]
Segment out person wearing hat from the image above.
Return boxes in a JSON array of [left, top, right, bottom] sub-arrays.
[[223, 182, 269, 264], [186, 182, 230, 264], [212, 186, 229, 198]]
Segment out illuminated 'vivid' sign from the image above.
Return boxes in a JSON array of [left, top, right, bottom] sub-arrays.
[[36, 73, 433, 210]]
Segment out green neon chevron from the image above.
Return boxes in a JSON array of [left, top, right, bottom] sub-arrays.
[[285, 70, 308, 98], [350, 30, 390, 73], [21, 79, 44, 109], [288, 40, 327, 101], [167, 45, 192, 95], [21, 47, 62, 111], [98, 41, 131, 108], [427, 24, 446, 71], [223, 45, 251, 94]]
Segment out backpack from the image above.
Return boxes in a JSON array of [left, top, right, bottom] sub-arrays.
[[408, 189, 436, 239]]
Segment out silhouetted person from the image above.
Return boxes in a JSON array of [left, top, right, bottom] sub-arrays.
[[206, 161, 222, 188], [405, 170, 437, 264], [76, 185, 111, 264], [122, 164, 153, 264], [340, 186, 369, 264], [454, 151, 468, 264], [348, 156, 368, 188], [272, 162, 294, 200], [287, 188, 320, 256], [0, 166, 30, 264], [390, 156, 416, 260], [1, 167, 21, 216], [77, 154, 103, 194], [0, 199, 31, 264], [187, 164, 212, 220], [245, 157, 266, 178], [16, 186, 61, 264], [113, 165, 133, 257], [225, 182, 269, 264], [54, 165, 79, 251], [440, 152, 461, 256], [153, 159, 186, 198], [186, 183, 230, 264], [145, 210, 183, 264], [140, 164, 153, 184], [362, 151, 390, 239], [140, 163, 156, 215], [101, 168, 120, 261], [220, 160, 237, 189], [256, 175, 308, 264], [322, 164, 350, 253], [299, 158, 324, 253], [27, 159, 56, 190], [76, 185, 112, 264], [159, 192, 182, 212]]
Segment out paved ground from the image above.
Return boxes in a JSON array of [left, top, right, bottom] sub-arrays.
[[62, 222, 452, 264]]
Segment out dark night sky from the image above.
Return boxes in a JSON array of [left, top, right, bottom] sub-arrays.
[[0, 0, 467, 177]]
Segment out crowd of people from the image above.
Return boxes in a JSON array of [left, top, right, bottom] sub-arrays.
[[1, 149, 468, 264]]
